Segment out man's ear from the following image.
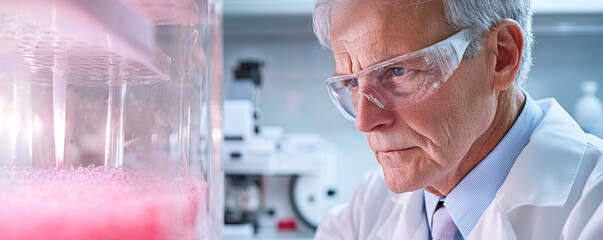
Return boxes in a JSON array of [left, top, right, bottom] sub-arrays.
[[485, 19, 524, 91]]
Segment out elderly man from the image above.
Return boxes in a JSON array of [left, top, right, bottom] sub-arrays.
[[312, 0, 603, 239]]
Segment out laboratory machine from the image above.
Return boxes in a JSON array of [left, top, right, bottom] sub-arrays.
[[223, 61, 339, 239], [0, 0, 223, 239]]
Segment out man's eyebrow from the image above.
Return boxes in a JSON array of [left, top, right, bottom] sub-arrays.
[[332, 70, 351, 77], [376, 0, 431, 8], [400, 0, 433, 7]]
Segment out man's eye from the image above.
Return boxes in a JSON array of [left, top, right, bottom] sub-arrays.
[[390, 67, 405, 76], [343, 78, 359, 88]]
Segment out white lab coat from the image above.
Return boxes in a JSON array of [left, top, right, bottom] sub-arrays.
[[315, 99, 603, 240]]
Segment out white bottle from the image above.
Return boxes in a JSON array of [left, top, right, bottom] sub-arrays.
[[574, 81, 603, 137]]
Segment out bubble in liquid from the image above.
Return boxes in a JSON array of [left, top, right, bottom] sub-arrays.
[[0, 166, 208, 240]]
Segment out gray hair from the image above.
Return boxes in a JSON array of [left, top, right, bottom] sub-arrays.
[[312, 0, 534, 85]]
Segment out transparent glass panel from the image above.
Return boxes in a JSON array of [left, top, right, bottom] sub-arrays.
[[0, 0, 222, 239]]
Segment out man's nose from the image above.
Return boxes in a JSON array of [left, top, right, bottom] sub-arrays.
[[354, 91, 393, 132]]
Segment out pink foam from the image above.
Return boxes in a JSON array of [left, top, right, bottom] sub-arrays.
[[0, 166, 208, 240]]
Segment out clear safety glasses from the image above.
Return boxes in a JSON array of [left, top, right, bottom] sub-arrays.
[[325, 29, 473, 121]]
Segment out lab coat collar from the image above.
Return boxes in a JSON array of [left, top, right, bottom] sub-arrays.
[[391, 193, 406, 204], [378, 190, 430, 239], [494, 98, 586, 211], [468, 98, 587, 240]]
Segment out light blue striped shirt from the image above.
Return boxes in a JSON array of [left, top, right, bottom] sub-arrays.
[[424, 93, 545, 239]]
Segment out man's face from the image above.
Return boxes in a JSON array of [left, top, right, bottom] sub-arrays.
[[330, 0, 499, 193]]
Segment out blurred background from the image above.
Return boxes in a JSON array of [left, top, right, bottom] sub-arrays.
[[221, 0, 603, 239]]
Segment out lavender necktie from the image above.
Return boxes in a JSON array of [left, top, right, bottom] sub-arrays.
[[431, 202, 460, 240]]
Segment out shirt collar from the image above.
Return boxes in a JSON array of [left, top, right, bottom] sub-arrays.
[[424, 92, 545, 238]]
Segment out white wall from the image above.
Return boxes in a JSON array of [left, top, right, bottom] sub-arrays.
[[526, 34, 603, 113], [526, 14, 603, 113]]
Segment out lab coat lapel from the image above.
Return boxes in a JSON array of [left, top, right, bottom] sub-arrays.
[[469, 99, 586, 240], [375, 190, 430, 240], [467, 202, 517, 240]]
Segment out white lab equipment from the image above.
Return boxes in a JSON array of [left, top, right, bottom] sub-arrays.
[[224, 100, 257, 142], [574, 80, 603, 137], [222, 61, 339, 239], [223, 129, 339, 239], [0, 0, 223, 239]]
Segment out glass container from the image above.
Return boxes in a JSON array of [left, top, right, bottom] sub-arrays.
[[0, 0, 223, 239]]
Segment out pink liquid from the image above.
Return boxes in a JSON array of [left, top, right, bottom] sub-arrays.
[[0, 166, 208, 240]]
